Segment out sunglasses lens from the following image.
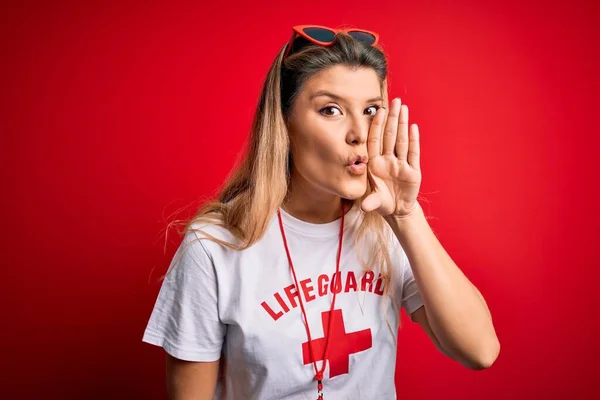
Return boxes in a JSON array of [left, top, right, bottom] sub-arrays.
[[302, 27, 336, 43], [348, 31, 376, 45]]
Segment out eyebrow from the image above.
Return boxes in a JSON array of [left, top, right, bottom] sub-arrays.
[[309, 90, 383, 104]]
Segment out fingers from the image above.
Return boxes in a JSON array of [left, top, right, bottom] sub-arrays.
[[408, 123, 421, 171], [395, 104, 409, 162], [368, 97, 419, 168], [382, 98, 401, 155]]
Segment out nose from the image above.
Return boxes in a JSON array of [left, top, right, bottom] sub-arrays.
[[345, 114, 370, 145]]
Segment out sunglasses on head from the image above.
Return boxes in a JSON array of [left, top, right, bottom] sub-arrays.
[[283, 25, 380, 59]]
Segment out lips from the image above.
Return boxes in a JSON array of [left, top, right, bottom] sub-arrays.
[[347, 154, 368, 176], [348, 154, 369, 166], [347, 162, 367, 175]]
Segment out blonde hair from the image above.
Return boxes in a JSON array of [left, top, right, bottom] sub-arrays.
[[162, 32, 421, 331]]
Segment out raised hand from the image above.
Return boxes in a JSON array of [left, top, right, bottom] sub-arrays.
[[362, 98, 422, 218]]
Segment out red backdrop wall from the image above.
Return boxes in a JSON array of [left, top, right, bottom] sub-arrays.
[[2, 0, 599, 398]]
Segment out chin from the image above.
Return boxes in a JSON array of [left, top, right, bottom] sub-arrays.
[[338, 178, 368, 200]]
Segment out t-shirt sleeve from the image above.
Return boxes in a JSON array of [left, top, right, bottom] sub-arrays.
[[142, 230, 226, 362], [399, 246, 425, 315]]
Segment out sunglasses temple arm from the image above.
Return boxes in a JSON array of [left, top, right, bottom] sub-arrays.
[[283, 32, 297, 59]]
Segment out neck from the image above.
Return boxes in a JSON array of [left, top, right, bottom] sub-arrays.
[[282, 173, 346, 224]]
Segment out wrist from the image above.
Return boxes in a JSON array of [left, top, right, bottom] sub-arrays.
[[384, 202, 424, 231]]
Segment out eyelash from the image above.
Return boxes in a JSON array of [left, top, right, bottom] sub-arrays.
[[319, 105, 381, 117]]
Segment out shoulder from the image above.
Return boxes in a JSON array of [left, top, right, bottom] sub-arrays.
[[185, 218, 241, 257], [188, 219, 237, 244], [185, 208, 279, 258]]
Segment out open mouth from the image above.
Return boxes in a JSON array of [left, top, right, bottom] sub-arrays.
[[347, 162, 367, 175]]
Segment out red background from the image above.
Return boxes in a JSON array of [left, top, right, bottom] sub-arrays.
[[2, 0, 599, 398]]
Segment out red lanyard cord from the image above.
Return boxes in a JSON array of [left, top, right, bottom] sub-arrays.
[[277, 203, 346, 400]]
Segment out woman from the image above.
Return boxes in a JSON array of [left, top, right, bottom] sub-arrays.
[[142, 25, 500, 399]]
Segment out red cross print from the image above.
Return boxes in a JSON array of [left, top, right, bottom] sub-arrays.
[[302, 309, 372, 378]]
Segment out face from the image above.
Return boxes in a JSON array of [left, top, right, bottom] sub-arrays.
[[286, 64, 383, 201]]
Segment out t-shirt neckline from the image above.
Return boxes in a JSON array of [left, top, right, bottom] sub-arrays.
[[277, 202, 360, 238]]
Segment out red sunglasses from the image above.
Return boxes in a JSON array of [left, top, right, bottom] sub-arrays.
[[283, 25, 380, 59]]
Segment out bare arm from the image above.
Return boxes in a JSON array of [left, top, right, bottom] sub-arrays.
[[386, 203, 500, 370], [166, 353, 220, 400]]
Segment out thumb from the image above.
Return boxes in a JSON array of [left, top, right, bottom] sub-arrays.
[[361, 192, 382, 213]]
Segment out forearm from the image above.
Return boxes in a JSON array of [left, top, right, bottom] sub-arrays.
[[386, 203, 499, 369]]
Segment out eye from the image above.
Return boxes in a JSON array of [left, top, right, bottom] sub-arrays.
[[319, 106, 341, 116], [365, 105, 381, 116]]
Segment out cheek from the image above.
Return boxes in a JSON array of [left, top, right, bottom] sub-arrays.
[[293, 135, 339, 168], [289, 118, 343, 182], [293, 146, 341, 187], [314, 143, 339, 164]]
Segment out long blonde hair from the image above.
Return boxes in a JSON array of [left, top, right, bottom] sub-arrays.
[[164, 32, 414, 326]]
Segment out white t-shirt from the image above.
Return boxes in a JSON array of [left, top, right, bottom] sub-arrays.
[[142, 203, 424, 399]]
